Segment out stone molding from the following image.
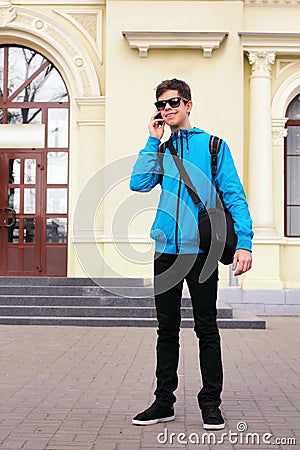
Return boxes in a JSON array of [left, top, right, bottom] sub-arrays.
[[272, 125, 288, 146], [75, 96, 105, 107], [0, 0, 16, 27], [240, 32, 300, 55], [76, 120, 105, 127], [0, 6, 101, 97], [248, 51, 275, 77], [272, 71, 300, 118], [122, 31, 228, 58], [245, 0, 300, 5], [275, 59, 300, 78], [55, 9, 103, 64]]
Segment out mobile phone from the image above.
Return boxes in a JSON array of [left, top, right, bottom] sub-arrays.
[[155, 112, 163, 120]]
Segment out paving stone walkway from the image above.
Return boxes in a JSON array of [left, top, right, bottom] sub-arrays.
[[0, 317, 299, 450]]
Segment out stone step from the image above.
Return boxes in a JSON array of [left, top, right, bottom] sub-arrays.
[[0, 295, 231, 315], [0, 310, 265, 329], [0, 285, 155, 296], [0, 277, 266, 329], [0, 304, 231, 319], [0, 277, 148, 287]]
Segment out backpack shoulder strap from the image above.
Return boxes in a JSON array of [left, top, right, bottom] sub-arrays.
[[158, 141, 167, 183], [209, 135, 222, 177]]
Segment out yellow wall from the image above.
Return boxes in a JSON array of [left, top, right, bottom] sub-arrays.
[[5, 1, 300, 290]]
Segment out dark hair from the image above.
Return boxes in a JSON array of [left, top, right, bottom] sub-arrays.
[[155, 78, 192, 101]]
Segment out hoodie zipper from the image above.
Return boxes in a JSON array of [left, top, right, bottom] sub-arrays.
[[175, 130, 184, 254]]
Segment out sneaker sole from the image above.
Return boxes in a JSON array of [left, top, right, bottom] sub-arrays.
[[203, 422, 225, 430], [132, 415, 175, 426]]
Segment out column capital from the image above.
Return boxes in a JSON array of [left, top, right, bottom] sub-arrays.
[[272, 118, 288, 145], [248, 51, 275, 78]]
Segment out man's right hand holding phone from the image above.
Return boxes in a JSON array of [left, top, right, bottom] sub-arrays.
[[149, 112, 165, 140]]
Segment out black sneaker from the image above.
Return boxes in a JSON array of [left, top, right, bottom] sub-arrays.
[[132, 402, 175, 426], [202, 406, 225, 430]]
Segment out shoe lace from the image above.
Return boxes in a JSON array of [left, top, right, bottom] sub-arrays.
[[204, 407, 220, 419]]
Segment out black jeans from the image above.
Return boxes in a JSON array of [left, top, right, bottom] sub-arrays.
[[153, 252, 223, 410]]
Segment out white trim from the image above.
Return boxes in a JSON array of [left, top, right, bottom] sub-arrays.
[[76, 120, 105, 127], [275, 59, 299, 78], [239, 32, 300, 55], [12, 0, 105, 3], [122, 31, 228, 58], [253, 237, 300, 245], [72, 232, 153, 244], [75, 96, 105, 107], [272, 71, 300, 118], [244, 0, 300, 5]]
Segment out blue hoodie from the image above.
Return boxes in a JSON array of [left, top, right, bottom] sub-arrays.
[[130, 128, 253, 255]]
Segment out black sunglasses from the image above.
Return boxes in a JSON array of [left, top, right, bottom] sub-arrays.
[[154, 96, 189, 111]]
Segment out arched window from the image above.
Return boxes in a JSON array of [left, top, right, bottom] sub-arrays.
[[285, 95, 300, 237]]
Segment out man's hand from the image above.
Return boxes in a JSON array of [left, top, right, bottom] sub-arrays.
[[148, 111, 165, 140], [232, 249, 252, 276]]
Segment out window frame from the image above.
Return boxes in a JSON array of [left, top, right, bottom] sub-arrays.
[[284, 95, 300, 238]]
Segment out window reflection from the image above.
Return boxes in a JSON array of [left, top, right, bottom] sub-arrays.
[[9, 159, 21, 184], [286, 95, 300, 237], [47, 152, 68, 184], [7, 108, 42, 125], [48, 109, 68, 148], [287, 207, 300, 236], [24, 218, 35, 243], [8, 187, 20, 213], [46, 218, 67, 243], [7, 47, 68, 103], [288, 95, 300, 120], [47, 188, 67, 214], [24, 159, 36, 184], [8, 218, 19, 243], [0, 47, 3, 94], [24, 188, 36, 214]]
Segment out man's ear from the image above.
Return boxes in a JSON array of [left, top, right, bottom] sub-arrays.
[[186, 100, 193, 114], [186, 100, 193, 116]]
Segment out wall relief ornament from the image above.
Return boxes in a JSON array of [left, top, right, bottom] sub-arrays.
[[55, 10, 103, 64], [248, 51, 275, 77], [272, 127, 288, 145], [0, 6, 101, 96], [0, 0, 16, 27]]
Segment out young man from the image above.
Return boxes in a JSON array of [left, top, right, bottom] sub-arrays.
[[130, 79, 253, 430]]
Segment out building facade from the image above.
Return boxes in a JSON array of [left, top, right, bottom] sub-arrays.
[[0, 0, 299, 314]]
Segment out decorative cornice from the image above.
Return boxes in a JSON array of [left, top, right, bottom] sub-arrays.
[[240, 32, 300, 55], [0, 6, 101, 97], [75, 96, 105, 107], [122, 31, 228, 58], [245, 0, 300, 5], [0, 0, 16, 27]]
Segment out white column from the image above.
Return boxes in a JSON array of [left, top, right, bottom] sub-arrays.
[[248, 51, 276, 236]]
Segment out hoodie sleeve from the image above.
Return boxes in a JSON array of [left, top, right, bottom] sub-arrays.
[[130, 136, 162, 192], [214, 141, 254, 251]]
